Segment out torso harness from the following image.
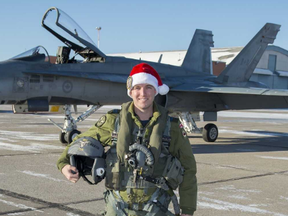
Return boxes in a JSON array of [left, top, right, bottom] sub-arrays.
[[104, 112, 184, 216]]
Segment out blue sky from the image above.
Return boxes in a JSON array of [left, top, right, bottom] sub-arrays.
[[0, 0, 287, 61]]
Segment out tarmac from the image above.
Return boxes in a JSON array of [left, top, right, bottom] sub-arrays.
[[0, 105, 288, 216]]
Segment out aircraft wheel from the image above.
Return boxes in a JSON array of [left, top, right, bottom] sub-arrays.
[[202, 123, 218, 142], [59, 132, 68, 144], [66, 130, 81, 144]]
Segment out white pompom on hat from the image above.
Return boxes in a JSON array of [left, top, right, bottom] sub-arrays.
[[127, 63, 169, 98]]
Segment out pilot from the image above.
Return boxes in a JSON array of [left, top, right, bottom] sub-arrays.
[[57, 63, 197, 216]]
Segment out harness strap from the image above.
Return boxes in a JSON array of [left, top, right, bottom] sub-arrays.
[[139, 175, 169, 191], [163, 117, 171, 137], [171, 194, 181, 215], [105, 190, 128, 216], [106, 188, 176, 216], [111, 115, 120, 146], [144, 190, 175, 216], [161, 117, 171, 155]]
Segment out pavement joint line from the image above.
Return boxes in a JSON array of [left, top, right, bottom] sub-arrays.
[[197, 162, 258, 172], [199, 170, 288, 186], [0, 188, 102, 216]]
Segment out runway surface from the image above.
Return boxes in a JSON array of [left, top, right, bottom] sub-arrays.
[[0, 105, 288, 216]]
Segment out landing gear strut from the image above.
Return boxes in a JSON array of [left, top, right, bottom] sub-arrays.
[[178, 112, 218, 142], [48, 104, 102, 144]]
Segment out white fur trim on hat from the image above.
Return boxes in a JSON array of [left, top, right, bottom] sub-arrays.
[[158, 83, 169, 95]]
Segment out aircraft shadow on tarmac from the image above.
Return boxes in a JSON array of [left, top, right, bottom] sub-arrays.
[[190, 131, 288, 154]]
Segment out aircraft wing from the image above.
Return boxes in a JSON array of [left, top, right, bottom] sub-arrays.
[[171, 84, 288, 96]]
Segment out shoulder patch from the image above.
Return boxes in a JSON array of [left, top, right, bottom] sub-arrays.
[[95, 115, 107, 127], [108, 109, 120, 114]]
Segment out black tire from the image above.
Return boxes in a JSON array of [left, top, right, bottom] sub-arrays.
[[59, 132, 68, 144], [67, 130, 81, 144], [202, 123, 218, 142]]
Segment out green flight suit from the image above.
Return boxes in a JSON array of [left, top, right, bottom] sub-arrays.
[[57, 102, 197, 215]]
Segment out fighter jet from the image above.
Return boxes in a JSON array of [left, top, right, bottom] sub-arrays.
[[0, 7, 287, 144]]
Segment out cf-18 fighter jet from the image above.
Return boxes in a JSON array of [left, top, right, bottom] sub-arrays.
[[0, 7, 287, 144]]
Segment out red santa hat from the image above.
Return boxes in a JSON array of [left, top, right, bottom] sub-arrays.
[[127, 63, 169, 97]]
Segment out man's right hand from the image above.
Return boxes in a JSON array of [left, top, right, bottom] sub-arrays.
[[62, 165, 80, 183]]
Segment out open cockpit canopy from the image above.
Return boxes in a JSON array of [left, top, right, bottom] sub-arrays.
[[42, 7, 105, 61]]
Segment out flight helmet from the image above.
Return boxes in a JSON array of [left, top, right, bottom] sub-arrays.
[[68, 137, 105, 185]]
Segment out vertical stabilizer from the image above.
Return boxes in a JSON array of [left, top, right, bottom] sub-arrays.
[[216, 23, 280, 83], [182, 29, 214, 74]]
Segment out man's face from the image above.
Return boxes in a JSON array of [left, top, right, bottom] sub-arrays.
[[130, 84, 156, 112]]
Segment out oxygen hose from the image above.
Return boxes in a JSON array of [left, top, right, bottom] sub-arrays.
[[128, 143, 154, 165]]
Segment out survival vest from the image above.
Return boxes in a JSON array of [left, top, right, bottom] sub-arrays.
[[104, 102, 184, 204]]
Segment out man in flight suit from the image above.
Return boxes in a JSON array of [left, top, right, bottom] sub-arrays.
[[57, 63, 197, 215]]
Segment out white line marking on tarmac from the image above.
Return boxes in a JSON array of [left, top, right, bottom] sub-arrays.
[[219, 129, 288, 137], [0, 195, 43, 213], [0, 137, 17, 143], [219, 129, 271, 137], [0, 142, 64, 153], [227, 195, 249, 200], [218, 111, 288, 119], [198, 191, 215, 196], [66, 213, 81, 216], [216, 185, 261, 193], [249, 203, 269, 207], [280, 196, 288, 201], [257, 156, 288, 161], [198, 197, 288, 215], [7, 213, 26, 215], [19, 171, 68, 183], [39, 115, 98, 122], [0, 130, 58, 141]]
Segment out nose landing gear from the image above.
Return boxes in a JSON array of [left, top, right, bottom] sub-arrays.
[[49, 104, 102, 144]]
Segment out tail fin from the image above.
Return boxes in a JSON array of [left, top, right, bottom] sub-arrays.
[[216, 23, 280, 84], [181, 29, 214, 74]]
